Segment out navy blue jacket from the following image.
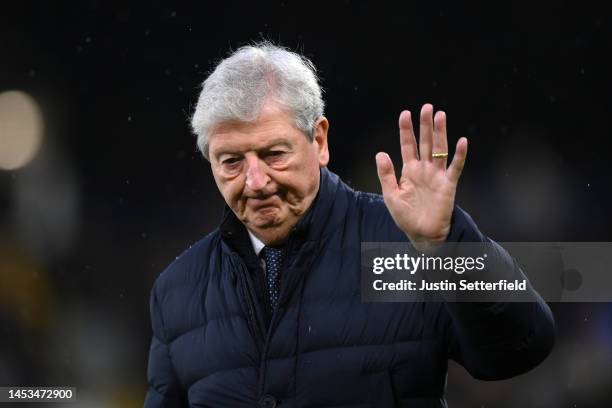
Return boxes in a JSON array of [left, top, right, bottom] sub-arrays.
[[145, 168, 555, 407]]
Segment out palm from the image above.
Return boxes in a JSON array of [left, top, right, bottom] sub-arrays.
[[376, 104, 468, 251]]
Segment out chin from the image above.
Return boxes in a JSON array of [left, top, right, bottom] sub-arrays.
[[247, 206, 284, 226], [245, 213, 282, 229], [258, 227, 292, 246], [252, 218, 282, 229]]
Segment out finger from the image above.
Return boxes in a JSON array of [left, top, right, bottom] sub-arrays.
[[419, 104, 434, 161], [432, 110, 449, 169], [447, 137, 468, 184], [375, 152, 398, 197], [399, 110, 419, 162]]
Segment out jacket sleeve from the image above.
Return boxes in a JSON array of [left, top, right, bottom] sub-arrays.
[[144, 280, 186, 407], [442, 207, 556, 380]]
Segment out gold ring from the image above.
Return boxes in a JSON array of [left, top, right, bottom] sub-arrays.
[[432, 152, 448, 159]]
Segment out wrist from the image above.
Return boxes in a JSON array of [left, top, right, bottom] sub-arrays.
[[407, 235, 447, 254]]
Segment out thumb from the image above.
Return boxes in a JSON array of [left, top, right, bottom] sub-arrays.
[[375, 152, 398, 197]]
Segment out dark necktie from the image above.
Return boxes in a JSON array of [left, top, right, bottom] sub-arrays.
[[262, 246, 284, 312]]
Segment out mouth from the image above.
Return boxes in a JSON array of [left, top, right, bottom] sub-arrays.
[[248, 195, 279, 211]]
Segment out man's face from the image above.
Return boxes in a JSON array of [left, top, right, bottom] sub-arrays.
[[208, 102, 329, 245]]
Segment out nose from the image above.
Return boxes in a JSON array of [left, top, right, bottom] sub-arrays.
[[245, 155, 270, 192]]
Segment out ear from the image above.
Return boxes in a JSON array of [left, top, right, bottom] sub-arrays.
[[313, 117, 330, 167]]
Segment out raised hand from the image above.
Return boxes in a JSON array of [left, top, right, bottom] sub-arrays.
[[375, 104, 468, 252]]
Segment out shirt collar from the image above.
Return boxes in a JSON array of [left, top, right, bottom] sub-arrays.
[[247, 229, 266, 256]]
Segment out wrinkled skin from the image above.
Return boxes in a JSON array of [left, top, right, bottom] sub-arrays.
[[208, 102, 329, 245]]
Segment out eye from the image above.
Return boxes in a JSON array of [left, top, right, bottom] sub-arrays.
[[220, 156, 243, 172], [264, 150, 289, 165], [222, 157, 241, 165], [264, 150, 290, 160]]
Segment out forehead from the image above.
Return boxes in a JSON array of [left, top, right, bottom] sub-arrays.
[[209, 104, 305, 155]]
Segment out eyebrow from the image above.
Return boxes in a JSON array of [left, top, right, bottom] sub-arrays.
[[213, 138, 293, 160]]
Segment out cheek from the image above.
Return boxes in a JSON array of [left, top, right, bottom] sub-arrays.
[[302, 154, 321, 186], [284, 161, 319, 201], [214, 172, 244, 204]]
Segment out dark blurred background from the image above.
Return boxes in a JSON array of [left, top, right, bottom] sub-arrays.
[[1, 1, 611, 407]]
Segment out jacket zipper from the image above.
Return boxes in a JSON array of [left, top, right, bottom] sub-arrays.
[[234, 256, 267, 353]]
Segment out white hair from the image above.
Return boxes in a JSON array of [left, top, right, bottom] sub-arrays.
[[190, 41, 325, 160]]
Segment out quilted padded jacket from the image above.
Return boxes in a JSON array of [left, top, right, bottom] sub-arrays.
[[145, 168, 555, 407]]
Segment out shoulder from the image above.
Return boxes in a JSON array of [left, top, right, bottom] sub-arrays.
[[151, 229, 223, 298], [148, 229, 224, 342], [352, 189, 406, 241], [352, 189, 391, 223], [354, 190, 386, 211]]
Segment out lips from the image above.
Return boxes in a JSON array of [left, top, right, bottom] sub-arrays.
[[248, 195, 279, 211]]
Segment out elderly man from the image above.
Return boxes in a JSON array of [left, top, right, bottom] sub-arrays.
[[145, 42, 554, 407]]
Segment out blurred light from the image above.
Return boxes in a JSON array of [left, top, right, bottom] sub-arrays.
[[0, 243, 57, 330], [12, 144, 81, 260], [0, 90, 44, 170]]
